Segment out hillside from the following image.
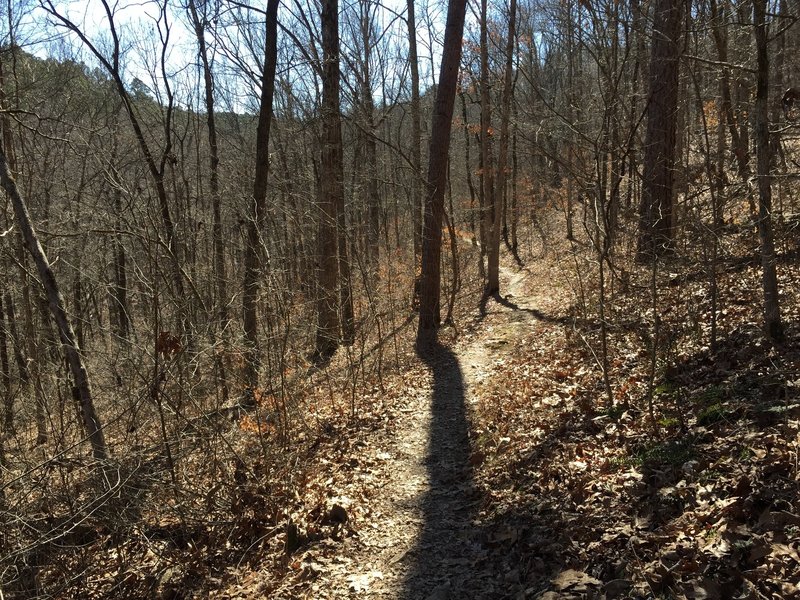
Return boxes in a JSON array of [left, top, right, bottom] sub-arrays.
[[1, 1, 800, 598]]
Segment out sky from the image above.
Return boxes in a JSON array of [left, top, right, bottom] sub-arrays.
[[5, 0, 448, 113]]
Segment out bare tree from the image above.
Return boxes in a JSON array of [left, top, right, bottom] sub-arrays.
[[480, 0, 498, 295], [0, 146, 108, 460], [637, 0, 683, 258], [43, 0, 187, 324], [242, 0, 280, 394], [417, 0, 468, 346], [407, 0, 423, 285], [315, 0, 354, 359], [492, 0, 517, 284], [709, 0, 749, 181], [188, 0, 230, 400], [753, 0, 783, 342]]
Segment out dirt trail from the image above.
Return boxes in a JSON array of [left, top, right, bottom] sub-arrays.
[[299, 262, 547, 600]]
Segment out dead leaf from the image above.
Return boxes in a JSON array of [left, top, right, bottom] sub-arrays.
[[469, 451, 486, 466], [553, 569, 602, 592], [346, 570, 383, 592], [329, 504, 348, 524]]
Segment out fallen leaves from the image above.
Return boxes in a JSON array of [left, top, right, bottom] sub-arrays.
[[464, 238, 800, 598]]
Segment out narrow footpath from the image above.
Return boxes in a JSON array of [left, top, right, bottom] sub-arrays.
[[285, 261, 550, 600]]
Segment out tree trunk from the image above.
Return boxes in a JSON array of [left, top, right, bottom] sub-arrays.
[[481, 0, 499, 295], [338, 190, 355, 347], [359, 0, 380, 267], [2, 292, 28, 389], [188, 0, 229, 401], [753, 0, 783, 342], [0, 146, 107, 460], [364, 126, 381, 266], [242, 0, 280, 392], [637, 0, 682, 259], [18, 277, 46, 445], [709, 0, 749, 180], [111, 182, 130, 340], [416, 0, 468, 347], [315, 0, 346, 360], [407, 0, 423, 276], [460, 91, 478, 241], [510, 106, 518, 255], [493, 0, 517, 277]]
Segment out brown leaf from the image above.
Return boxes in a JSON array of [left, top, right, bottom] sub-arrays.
[[553, 569, 602, 592], [469, 450, 486, 466], [328, 504, 348, 524]]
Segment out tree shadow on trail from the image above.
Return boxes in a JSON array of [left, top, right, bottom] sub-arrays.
[[402, 343, 485, 599], [478, 292, 572, 325]]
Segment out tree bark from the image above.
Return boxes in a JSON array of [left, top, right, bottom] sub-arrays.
[[416, 0, 468, 347], [315, 0, 347, 360], [407, 0, 423, 283], [481, 0, 499, 295], [753, 0, 783, 342], [243, 0, 280, 392], [637, 0, 683, 259]]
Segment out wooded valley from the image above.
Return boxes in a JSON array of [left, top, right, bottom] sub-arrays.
[[0, 0, 799, 597]]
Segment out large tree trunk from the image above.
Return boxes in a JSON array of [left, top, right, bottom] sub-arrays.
[[637, 0, 683, 259], [315, 0, 347, 360], [416, 0, 468, 347], [242, 0, 280, 393], [753, 0, 783, 342], [0, 147, 107, 460]]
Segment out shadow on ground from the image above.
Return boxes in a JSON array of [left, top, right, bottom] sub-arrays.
[[401, 343, 486, 599], [481, 292, 572, 325]]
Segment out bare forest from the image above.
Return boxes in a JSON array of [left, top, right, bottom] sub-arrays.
[[1, 0, 799, 597]]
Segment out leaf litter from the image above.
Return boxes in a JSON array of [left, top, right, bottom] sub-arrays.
[[264, 230, 798, 599], [7, 224, 798, 600]]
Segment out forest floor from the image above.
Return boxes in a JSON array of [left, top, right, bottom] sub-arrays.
[[264, 255, 565, 600], [252, 231, 800, 600], [9, 220, 798, 599]]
